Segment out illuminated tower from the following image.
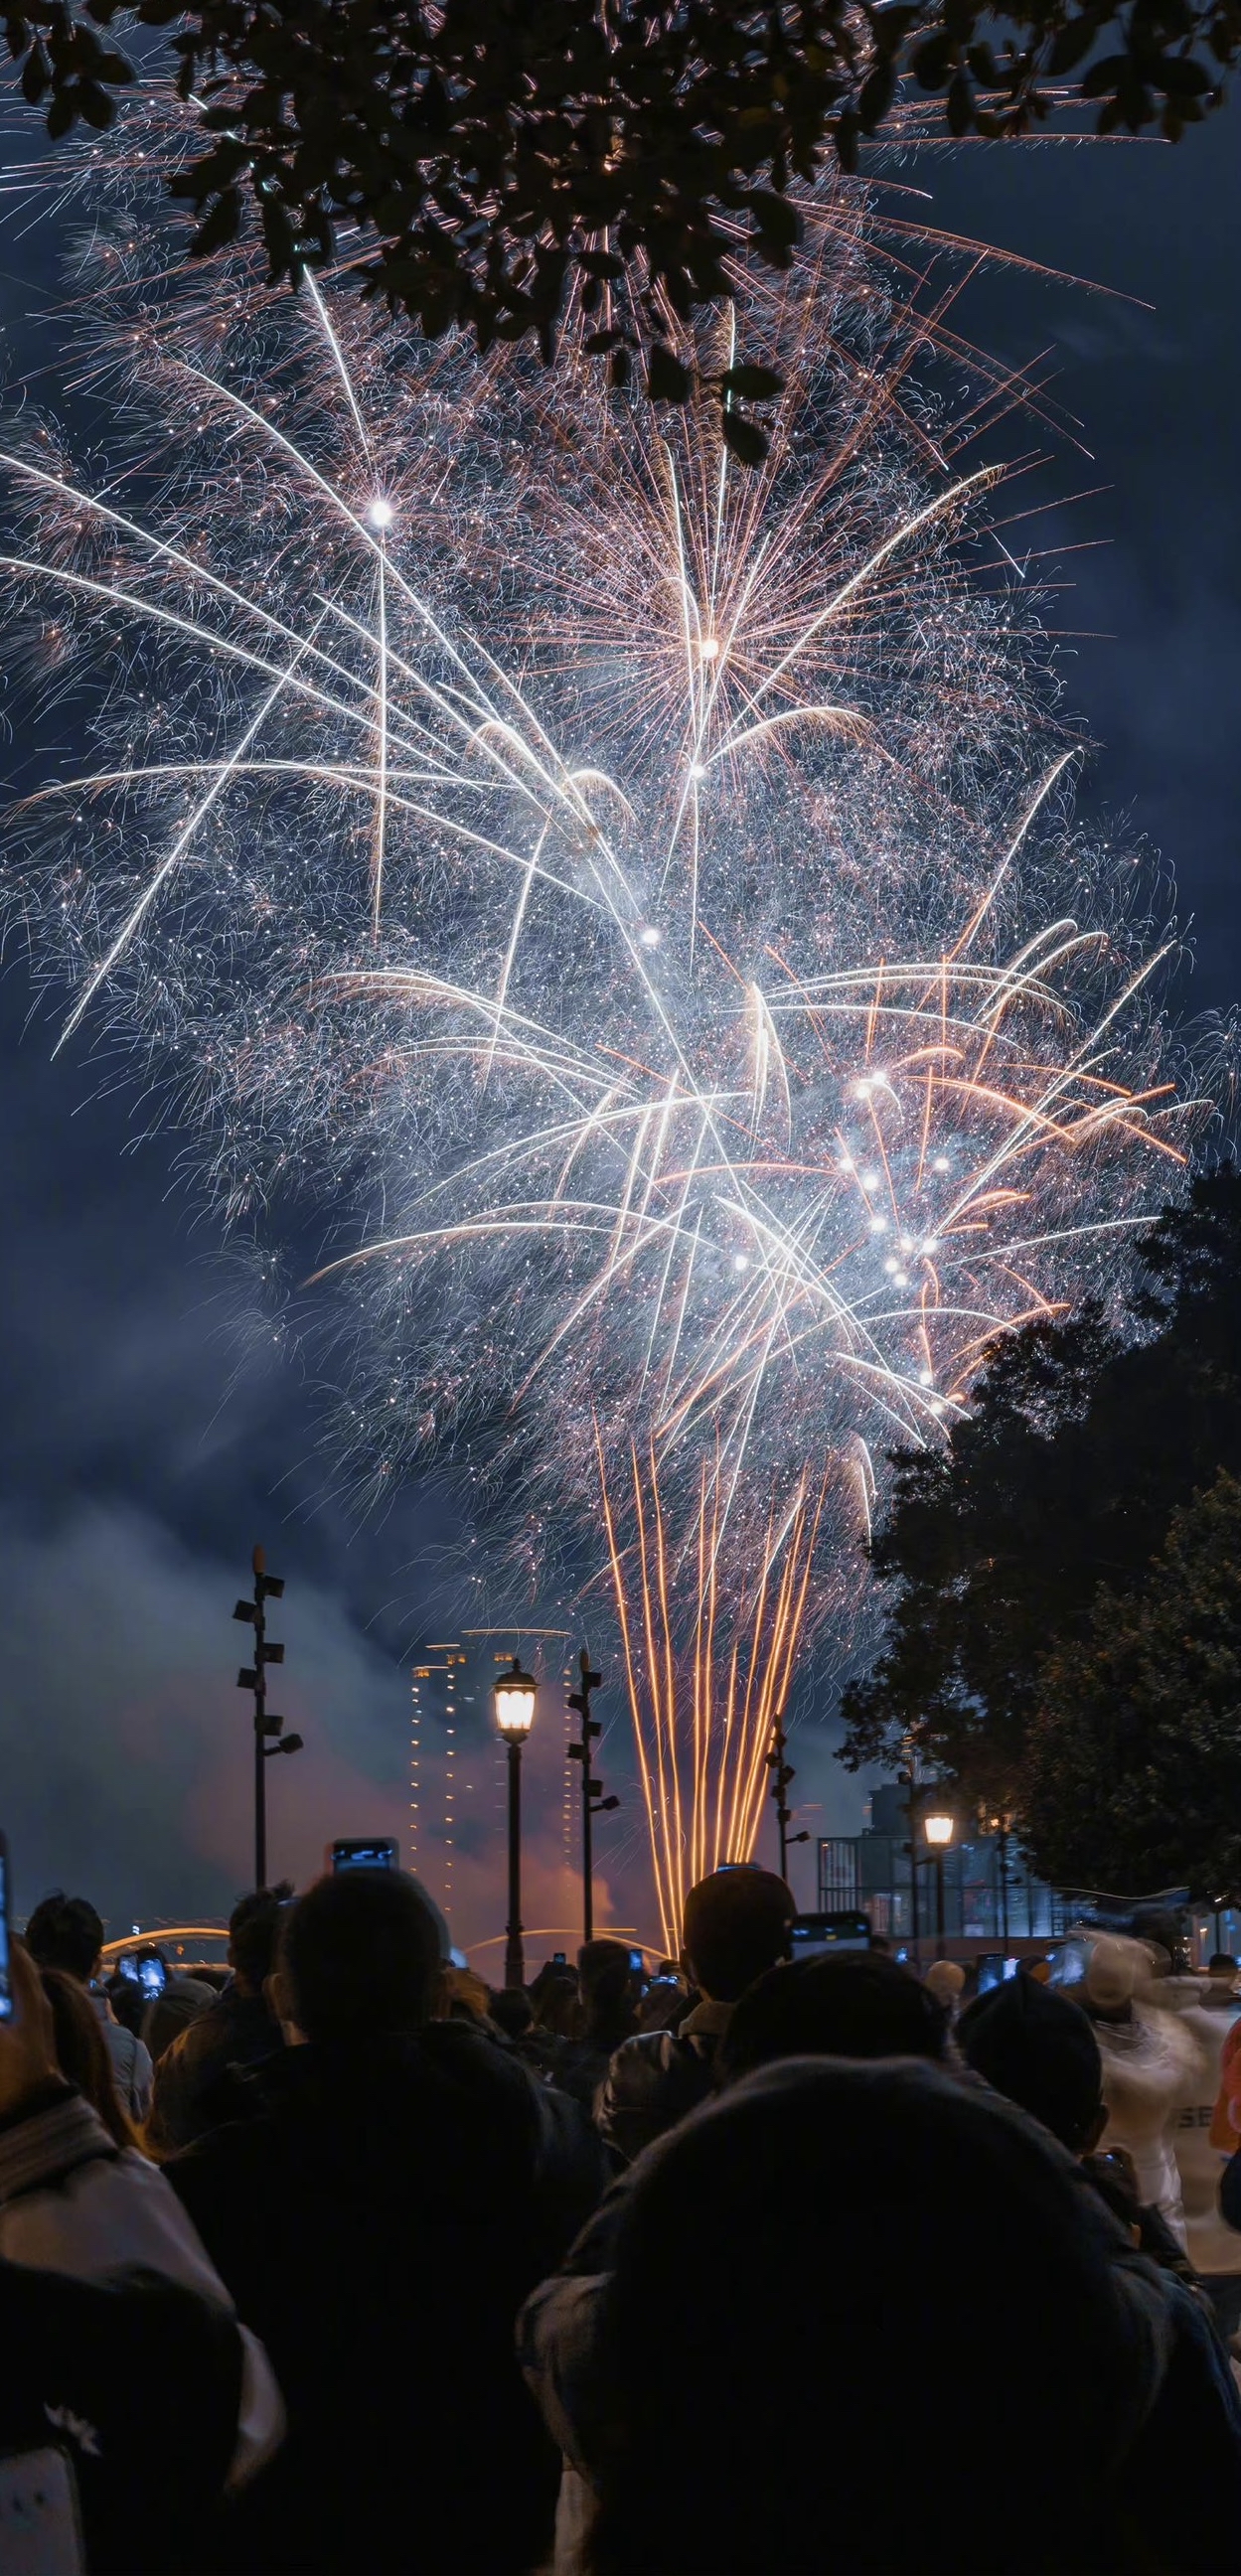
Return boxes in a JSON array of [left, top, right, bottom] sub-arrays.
[[410, 1628, 572, 1929]]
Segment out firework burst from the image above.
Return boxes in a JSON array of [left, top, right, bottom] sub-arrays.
[[0, 141, 1208, 1935]]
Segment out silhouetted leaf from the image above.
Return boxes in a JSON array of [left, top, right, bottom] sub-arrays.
[[720, 406, 768, 464], [719, 363, 783, 398], [646, 342, 690, 401]]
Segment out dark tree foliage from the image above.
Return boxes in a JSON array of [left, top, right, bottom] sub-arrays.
[[837, 1164, 1241, 1831], [1024, 1471, 1241, 1901], [2, 0, 1237, 460]]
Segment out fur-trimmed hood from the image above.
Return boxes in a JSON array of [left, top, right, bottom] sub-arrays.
[[1095, 2002, 1201, 2140]]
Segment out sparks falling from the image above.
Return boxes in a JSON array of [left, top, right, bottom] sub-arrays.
[[0, 145, 1209, 1934]]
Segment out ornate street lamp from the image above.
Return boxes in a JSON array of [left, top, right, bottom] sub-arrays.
[[494, 1657, 538, 1988]]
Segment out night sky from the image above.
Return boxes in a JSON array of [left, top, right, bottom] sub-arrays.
[[0, 113, 1236, 1946]]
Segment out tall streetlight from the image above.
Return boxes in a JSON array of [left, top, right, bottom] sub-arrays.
[[567, 1650, 618, 1942], [233, 1544, 302, 1888], [898, 1759, 921, 1951], [982, 1805, 1013, 1948], [924, 1809, 956, 1959], [766, 1715, 810, 1887], [494, 1656, 538, 1989]]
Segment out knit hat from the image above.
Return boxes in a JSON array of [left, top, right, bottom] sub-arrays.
[[957, 1971, 1104, 2153], [1084, 1935, 1141, 2013], [924, 1960, 966, 2008]]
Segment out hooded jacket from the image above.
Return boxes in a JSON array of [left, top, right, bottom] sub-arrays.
[[168, 2018, 608, 2576], [522, 2061, 1241, 2576], [0, 2081, 283, 2569], [0, 2257, 252, 2576]]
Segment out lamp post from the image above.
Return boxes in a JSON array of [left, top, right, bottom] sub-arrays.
[[494, 1657, 538, 1989], [233, 1545, 302, 1888], [983, 1806, 1013, 1949], [766, 1716, 810, 1886], [567, 1650, 618, 1942], [924, 1810, 956, 1958], [898, 1761, 921, 1953]]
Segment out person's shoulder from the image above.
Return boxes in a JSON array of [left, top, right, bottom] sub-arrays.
[[164, 2089, 278, 2195], [164, 1997, 231, 2067], [422, 2019, 560, 2128]]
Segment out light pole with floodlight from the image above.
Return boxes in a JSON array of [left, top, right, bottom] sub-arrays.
[[494, 1656, 538, 1988], [233, 1545, 303, 1888], [924, 1809, 956, 1958]]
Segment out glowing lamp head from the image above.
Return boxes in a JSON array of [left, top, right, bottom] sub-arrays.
[[924, 1809, 955, 1848], [732, 1252, 749, 1273], [493, 1655, 537, 1742], [932, 1154, 951, 1174], [638, 923, 662, 950], [368, 497, 394, 530]]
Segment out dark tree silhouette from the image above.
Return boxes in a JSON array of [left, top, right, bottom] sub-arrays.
[[2, 0, 1235, 456], [838, 1164, 1241, 1845]]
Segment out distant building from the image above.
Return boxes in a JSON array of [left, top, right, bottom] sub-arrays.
[[819, 1783, 1060, 1945], [410, 1627, 572, 1923]]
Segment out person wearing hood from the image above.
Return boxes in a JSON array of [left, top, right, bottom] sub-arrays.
[[957, 1971, 1206, 2288], [1081, 1936, 1202, 2247], [525, 2058, 1240, 2576], [0, 1937, 284, 2538], [1149, 1951, 1241, 2332], [166, 1866, 608, 2576]]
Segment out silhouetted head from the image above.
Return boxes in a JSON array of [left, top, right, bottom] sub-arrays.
[[105, 1973, 146, 2039], [26, 1894, 105, 1986], [488, 1986, 534, 2040], [578, 1938, 641, 2044], [958, 1974, 1105, 2156], [681, 1868, 795, 2003], [720, 1951, 948, 2082], [586, 2058, 1159, 2576], [40, 1967, 132, 2147], [278, 1869, 444, 2044], [142, 1979, 216, 2065], [923, 1959, 966, 2011], [529, 1963, 581, 2037], [229, 1884, 292, 1993]]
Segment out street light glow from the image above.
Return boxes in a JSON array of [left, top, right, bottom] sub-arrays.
[[493, 1654, 538, 1740]]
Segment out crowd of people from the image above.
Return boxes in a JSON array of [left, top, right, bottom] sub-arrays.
[[4, 1865, 1241, 2573]]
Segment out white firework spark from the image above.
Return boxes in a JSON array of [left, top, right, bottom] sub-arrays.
[[0, 144, 1207, 1938]]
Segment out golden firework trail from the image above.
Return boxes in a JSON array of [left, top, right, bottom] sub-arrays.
[[600, 1437, 828, 1952]]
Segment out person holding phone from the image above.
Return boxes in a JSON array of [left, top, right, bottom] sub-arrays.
[[25, 1894, 153, 2125], [166, 1868, 607, 2576], [552, 1942, 645, 2115]]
